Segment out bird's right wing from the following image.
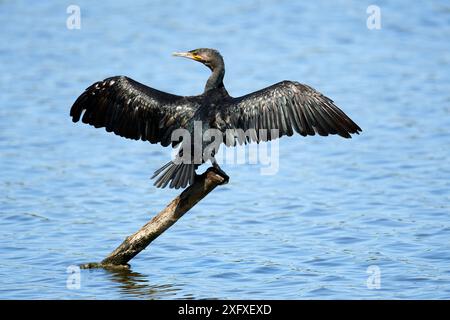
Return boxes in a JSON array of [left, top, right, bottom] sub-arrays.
[[70, 76, 199, 147], [216, 81, 361, 145]]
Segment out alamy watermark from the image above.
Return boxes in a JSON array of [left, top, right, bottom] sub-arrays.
[[66, 265, 81, 289], [169, 121, 280, 175], [366, 265, 381, 289], [367, 5, 381, 30], [66, 5, 81, 30]]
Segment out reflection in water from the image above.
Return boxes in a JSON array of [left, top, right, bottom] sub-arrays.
[[106, 268, 183, 299]]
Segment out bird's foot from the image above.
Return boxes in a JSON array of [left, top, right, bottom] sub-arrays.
[[207, 166, 229, 185]]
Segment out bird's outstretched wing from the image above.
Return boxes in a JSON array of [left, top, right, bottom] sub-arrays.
[[70, 76, 199, 147], [216, 81, 361, 145]]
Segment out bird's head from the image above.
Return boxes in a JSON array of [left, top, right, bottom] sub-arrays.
[[173, 48, 224, 71]]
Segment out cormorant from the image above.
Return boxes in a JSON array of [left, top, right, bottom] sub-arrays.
[[70, 48, 361, 189]]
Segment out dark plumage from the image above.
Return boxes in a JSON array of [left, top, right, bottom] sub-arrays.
[[70, 48, 361, 189]]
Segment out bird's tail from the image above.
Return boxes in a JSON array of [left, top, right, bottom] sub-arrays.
[[151, 161, 196, 189]]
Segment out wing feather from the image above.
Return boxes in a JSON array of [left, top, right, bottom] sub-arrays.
[[217, 81, 361, 143], [70, 76, 199, 146]]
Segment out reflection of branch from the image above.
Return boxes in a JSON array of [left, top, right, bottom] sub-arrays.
[[80, 167, 225, 269], [105, 268, 180, 299]]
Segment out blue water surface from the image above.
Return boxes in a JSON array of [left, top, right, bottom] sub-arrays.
[[1, 0, 450, 299]]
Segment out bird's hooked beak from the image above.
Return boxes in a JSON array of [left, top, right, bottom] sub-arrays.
[[172, 51, 204, 62]]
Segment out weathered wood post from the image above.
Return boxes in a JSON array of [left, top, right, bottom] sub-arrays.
[[81, 168, 226, 269]]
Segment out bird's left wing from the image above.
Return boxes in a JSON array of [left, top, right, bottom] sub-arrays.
[[215, 81, 361, 145], [70, 76, 199, 147]]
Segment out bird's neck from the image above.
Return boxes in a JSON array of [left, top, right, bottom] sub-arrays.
[[204, 66, 225, 93]]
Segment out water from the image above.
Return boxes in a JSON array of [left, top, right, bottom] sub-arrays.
[[1, 0, 450, 299]]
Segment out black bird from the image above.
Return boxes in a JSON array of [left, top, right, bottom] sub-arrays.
[[70, 48, 361, 189]]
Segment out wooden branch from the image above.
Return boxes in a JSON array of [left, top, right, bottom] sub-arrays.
[[80, 168, 225, 269]]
